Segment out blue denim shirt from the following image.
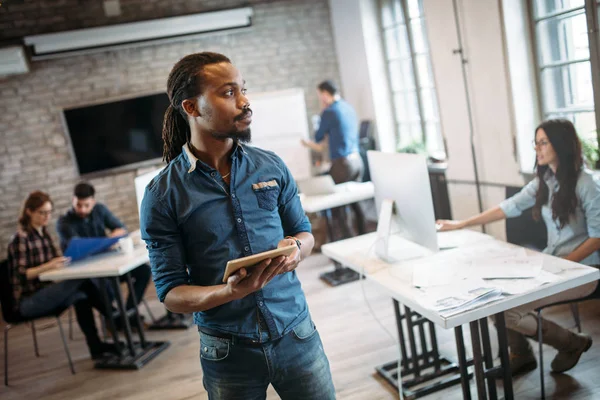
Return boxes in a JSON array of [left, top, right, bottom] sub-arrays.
[[140, 143, 312, 341], [500, 169, 600, 265], [315, 99, 360, 160]]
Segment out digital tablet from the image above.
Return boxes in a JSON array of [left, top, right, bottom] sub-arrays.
[[222, 245, 297, 283]]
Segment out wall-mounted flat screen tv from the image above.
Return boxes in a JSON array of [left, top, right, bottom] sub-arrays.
[[63, 92, 169, 176]]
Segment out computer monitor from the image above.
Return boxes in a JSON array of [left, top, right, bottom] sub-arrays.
[[367, 151, 439, 255]]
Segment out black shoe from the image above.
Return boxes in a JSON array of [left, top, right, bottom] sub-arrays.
[[90, 341, 123, 360]]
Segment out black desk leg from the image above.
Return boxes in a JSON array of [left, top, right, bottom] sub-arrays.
[[454, 325, 472, 400], [125, 273, 147, 348], [323, 209, 336, 242], [377, 301, 465, 399], [404, 306, 421, 378], [111, 277, 136, 357], [495, 312, 514, 400], [393, 301, 409, 370], [479, 318, 498, 400], [98, 278, 123, 355], [469, 321, 487, 400]]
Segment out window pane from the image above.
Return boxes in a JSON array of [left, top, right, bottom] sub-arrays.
[[415, 54, 433, 87], [425, 122, 444, 154], [420, 88, 438, 120], [407, 0, 423, 19], [405, 91, 421, 121], [380, 0, 395, 28], [541, 61, 594, 111], [388, 59, 416, 91], [534, 0, 585, 18], [384, 26, 411, 60], [397, 123, 420, 148], [536, 12, 589, 66], [381, 0, 404, 28], [393, 92, 408, 122], [410, 18, 428, 53]]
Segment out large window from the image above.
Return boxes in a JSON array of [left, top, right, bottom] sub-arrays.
[[379, 0, 445, 158], [531, 0, 600, 165]]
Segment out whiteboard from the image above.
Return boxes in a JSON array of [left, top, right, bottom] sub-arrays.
[[248, 88, 312, 180], [134, 166, 164, 217]]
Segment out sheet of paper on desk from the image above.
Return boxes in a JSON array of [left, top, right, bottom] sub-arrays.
[[454, 245, 527, 263], [416, 278, 504, 318], [472, 256, 544, 279], [489, 270, 561, 295]]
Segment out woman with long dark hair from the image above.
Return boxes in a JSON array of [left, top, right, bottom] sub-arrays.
[[437, 119, 600, 376], [7, 191, 119, 359]]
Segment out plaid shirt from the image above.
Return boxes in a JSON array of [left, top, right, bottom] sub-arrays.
[[6, 227, 58, 311]]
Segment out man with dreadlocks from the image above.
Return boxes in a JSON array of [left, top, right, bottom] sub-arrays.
[[140, 52, 335, 399]]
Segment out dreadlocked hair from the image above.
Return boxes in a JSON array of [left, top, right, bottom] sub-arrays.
[[532, 119, 583, 228], [162, 52, 232, 163]]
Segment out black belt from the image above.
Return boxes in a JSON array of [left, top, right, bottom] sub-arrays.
[[198, 326, 263, 345]]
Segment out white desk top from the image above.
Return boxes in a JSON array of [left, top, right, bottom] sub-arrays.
[[300, 181, 375, 213], [322, 231, 600, 329], [39, 245, 149, 281]]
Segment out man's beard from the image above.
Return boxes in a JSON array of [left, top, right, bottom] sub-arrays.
[[210, 128, 252, 143]]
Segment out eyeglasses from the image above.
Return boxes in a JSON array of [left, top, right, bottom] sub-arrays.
[[36, 210, 53, 217], [532, 140, 550, 149]]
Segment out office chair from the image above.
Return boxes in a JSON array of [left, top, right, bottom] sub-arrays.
[[1, 259, 77, 385]]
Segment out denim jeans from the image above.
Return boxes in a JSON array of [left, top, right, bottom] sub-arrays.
[[200, 316, 336, 400]]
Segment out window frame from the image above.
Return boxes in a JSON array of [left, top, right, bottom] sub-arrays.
[[378, 0, 443, 155], [529, 0, 600, 167]]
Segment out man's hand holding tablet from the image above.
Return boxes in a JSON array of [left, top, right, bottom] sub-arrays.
[[223, 238, 303, 300]]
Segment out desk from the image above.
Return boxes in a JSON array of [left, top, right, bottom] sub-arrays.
[[300, 181, 375, 286], [40, 246, 170, 370], [322, 231, 600, 399]]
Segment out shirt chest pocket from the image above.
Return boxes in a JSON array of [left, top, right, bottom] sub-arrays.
[[252, 180, 280, 211]]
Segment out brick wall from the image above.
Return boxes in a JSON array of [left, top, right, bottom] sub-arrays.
[[0, 0, 340, 249]]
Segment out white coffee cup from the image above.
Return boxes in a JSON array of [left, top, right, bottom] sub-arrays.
[[118, 237, 134, 254]]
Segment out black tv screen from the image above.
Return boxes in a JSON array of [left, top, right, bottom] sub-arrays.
[[63, 92, 169, 176]]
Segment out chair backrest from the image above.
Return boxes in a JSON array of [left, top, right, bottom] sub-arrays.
[[505, 186, 547, 251], [0, 258, 19, 323]]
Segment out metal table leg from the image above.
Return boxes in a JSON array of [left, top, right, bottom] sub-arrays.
[[469, 321, 487, 400], [455, 325, 472, 400], [495, 312, 514, 400]]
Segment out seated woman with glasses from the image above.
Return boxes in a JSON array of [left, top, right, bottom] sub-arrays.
[[6, 191, 120, 359], [437, 119, 600, 376]]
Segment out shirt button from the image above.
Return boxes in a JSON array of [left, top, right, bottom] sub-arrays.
[[244, 246, 249, 251], [258, 301, 263, 307], [211, 172, 216, 177], [204, 347, 208, 352], [231, 194, 236, 199], [237, 218, 242, 223]]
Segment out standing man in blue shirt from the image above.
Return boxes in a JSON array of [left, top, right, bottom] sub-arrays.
[[302, 80, 366, 238], [140, 52, 335, 399]]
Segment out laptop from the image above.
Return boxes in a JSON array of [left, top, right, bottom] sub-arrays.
[[297, 175, 338, 196]]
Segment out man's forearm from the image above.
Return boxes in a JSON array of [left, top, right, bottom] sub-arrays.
[[163, 284, 235, 313], [294, 232, 314, 261]]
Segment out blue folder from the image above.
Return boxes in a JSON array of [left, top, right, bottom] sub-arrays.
[[64, 236, 125, 262]]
